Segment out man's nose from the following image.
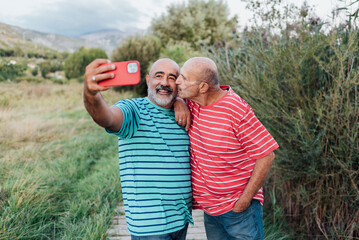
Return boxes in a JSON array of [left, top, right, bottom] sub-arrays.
[[175, 76, 181, 85], [160, 77, 170, 86]]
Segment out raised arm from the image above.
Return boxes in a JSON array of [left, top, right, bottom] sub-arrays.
[[83, 59, 123, 132]]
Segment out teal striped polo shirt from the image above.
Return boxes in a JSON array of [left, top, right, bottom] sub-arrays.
[[106, 97, 193, 236]]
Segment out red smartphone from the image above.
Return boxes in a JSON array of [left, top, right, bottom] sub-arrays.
[[98, 61, 141, 87]]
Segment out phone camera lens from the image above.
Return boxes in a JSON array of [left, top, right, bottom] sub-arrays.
[[127, 62, 138, 73]]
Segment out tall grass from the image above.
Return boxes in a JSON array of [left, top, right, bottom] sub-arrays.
[[0, 82, 134, 239], [205, 25, 359, 239]]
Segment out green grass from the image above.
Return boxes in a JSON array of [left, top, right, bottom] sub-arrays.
[[0, 81, 133, 239], [0, 81, 291, 239], [1, 130, 122, 240]]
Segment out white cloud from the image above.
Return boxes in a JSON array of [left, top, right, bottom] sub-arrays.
[[0, 0, 352, 37], [0, 0, 143, 36]]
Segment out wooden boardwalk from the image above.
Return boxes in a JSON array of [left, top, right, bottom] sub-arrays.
[[107, 205, 207, 240]]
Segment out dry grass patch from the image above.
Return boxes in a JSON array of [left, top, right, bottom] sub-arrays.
[[0, 81, 133, 150]]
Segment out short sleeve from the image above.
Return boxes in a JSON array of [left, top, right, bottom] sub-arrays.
[[184, 99, 194, 112], [105, 99, 140, 139], [236, 105, 279, 160]]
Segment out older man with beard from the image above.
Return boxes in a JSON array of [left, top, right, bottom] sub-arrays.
[[83, 58, 193, 240]]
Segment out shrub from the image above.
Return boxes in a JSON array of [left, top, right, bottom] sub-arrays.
[[159, 41, 201, 66], [205, 23, 359, 239], [0, 49, 15, 57], [0, 60, 26, 81], [49, 76, 67, 85], [111, 34, 162, 96], [64, 47, 108, 80], [31, 67, 39, 77], [151, 0, 237, 50], [27, 52, 43, 58]]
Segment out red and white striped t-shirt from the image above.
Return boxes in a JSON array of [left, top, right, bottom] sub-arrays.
[[187, 86, 279, 216]]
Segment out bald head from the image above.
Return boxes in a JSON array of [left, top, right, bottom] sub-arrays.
[[149, 58, 179, 76], [182, 57, 219, 87]]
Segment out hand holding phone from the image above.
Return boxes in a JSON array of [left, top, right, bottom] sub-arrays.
[[98, 61, 140, 87]]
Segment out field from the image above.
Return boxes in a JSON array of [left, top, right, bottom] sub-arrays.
[[0, 81, 292, 239], [0, 81, 134, 239]]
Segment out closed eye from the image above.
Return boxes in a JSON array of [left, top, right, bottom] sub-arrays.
[[180, 74, 187, 81]]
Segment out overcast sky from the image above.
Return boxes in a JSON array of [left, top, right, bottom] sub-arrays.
[[0, 0, 354, 37]]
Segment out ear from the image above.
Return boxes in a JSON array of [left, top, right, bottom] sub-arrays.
[[199, 82, 209, 94], [146, 75, 149, 86]]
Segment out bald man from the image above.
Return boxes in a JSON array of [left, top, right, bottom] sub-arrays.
[[84, 58, 193, 239], [176, 57, 279, 240]]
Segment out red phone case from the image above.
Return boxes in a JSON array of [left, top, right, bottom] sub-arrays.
[[98, 61, 141, 87]]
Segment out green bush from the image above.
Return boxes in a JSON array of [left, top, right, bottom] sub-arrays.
[[111, 34, 162, 96], [31, 67, 39, 77], [0, 49, 15, 57], [159, 41, 201, 66], [38, 60, 63, 79], [151, 0, 237, 50], [49, 76, 67, 85], [28, 52, 43, 58], [64, 47, 108, 80], [205, 22, 359, 239], [0, 60, 26, 81]]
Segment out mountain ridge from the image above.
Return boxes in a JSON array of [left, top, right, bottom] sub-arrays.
[[0, 22, 142, 55]]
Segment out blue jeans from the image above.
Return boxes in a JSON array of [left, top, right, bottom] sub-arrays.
[[204, 200, 263, 240], [131, 223, 188, 240]]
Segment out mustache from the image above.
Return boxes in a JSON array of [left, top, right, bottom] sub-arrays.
[[155, 85, 173, 93]]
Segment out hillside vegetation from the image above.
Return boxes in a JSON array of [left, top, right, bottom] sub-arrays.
[[0, 23, 63, 59], [0, 22, 112, 53]]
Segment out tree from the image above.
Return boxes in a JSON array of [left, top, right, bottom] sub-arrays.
[[39, 60, 64, 78], [111, 34, 162, 96], [31, 67, 39, 77], [159, 40, 200, 66], [39, 61, 51, 78], [151, 0, 238, 50], [64, 47, 107, 79]]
